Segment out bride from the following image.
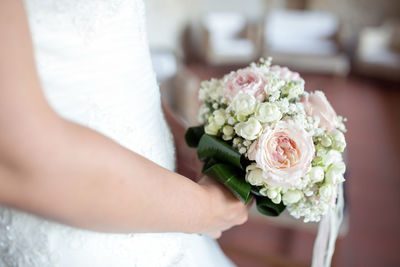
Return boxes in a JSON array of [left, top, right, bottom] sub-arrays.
[[0, 1, 250, 266]]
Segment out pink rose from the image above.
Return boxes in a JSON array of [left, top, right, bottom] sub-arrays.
[[302, 91, 338, 132], [223, 67, 267, 102], [248, 120, 315, 189], [269, 65, 302, 81]]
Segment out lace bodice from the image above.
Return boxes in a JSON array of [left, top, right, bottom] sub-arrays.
[[0, 1, 234, 266]]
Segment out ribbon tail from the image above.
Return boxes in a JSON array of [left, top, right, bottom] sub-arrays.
[[312, 183, 344, 267]]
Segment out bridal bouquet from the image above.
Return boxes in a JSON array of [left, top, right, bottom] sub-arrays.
[[186, 58, 347, 223]]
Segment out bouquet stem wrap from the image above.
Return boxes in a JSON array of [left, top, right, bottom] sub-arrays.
[[186, 126, 286, 216]]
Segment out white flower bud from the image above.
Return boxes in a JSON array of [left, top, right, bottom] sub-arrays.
[[255, 103, 282, 123], [198, 89, 207, 101], [320, 135, 332, 147], [227, 116, 236, 125], [304, 189, 314, 197], [197, 104, 210, 124], [222, 125, 234, 136], [230, 93, 257, 116], [319, 184, 334, 199], [222, 135, 233, 141], [309, 166, 325, 183], [213, 110, 226, 126], [331, 130, 346, 152], [243, 140, 251, 147], [325, 162, 346, 184], [232, 137, 243, 146], [235, 113, 248, 122], [322, 150, 343, 168], [245, 164, 264, 186], [234, 117, 262, 141], [267, 188, 279, 199], [204, 116, 221, 136], [212, 103, 219, 109], [239, 147, 247, 154], [204, 122, 220, 135], [272, 194, 282, 204], [260, 187, 268, 196], [282, 190, 303, 205]]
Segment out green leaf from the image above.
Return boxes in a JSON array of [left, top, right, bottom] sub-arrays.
[[197, 134, 242, 169], [203, 160, 252, 204], [255, 196, 286, 217], [185, 126, 205, 148]]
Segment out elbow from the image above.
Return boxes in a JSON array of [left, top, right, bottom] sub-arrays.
[[0, 113, 62, 209]]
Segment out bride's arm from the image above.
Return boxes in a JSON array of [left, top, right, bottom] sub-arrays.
[[0, 0, 248, 235]]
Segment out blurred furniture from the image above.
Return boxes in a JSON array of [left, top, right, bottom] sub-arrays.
[[185, 13, 263, 65], [150, 50, 201, 125], [355, 20, 400, 82], [265, 0, 310, 10], [263, 10, 350, 75]]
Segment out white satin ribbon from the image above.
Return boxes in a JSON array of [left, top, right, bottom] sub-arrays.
[[311, 183, 344, 267]]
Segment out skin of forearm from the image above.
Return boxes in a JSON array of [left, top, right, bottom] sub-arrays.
[[0, 114, 211, 234]]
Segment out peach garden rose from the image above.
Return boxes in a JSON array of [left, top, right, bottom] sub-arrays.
[[269, 65, 302, 81], [303, 90, 338, 132], [223, 67, 267, 102], [248, 120, 315, 189]]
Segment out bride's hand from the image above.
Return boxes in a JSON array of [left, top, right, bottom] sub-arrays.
[[198, 176, 252, 239]]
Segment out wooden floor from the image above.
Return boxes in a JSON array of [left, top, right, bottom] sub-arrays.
[[187, 64, 400, 267]]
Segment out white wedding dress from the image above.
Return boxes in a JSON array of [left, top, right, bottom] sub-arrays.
[[0, 0, 235, 266]]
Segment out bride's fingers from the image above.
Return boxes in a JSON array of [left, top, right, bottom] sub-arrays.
[[207, 231, 222, 239]]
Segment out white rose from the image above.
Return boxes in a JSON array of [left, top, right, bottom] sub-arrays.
[[230, 93, 257, 117], [245, 164, 264, 186], [255, 103, 282, 123], [234, 117, 262, 141], [204, 115, 222, 135], [331, 130, 346, 152], [227, 116, 236, 125], [322, 150, 343, 169], [319, 184, 334, 199], [325, 162, 346, 184], [198, 88, 207, 101], [267, 188, 279, 199], [204, 122, 220, 135], [272, 194, 282, 204], [213, 110, 226, 126], [309, 166, 325, 183], [197, 104, 210, 124], [282, 190, 303, 205], [222, 125, 234, 136], [260, 187, 268, 197]]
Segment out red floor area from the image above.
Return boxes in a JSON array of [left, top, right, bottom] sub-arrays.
[[187, 64, 400, 267]]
